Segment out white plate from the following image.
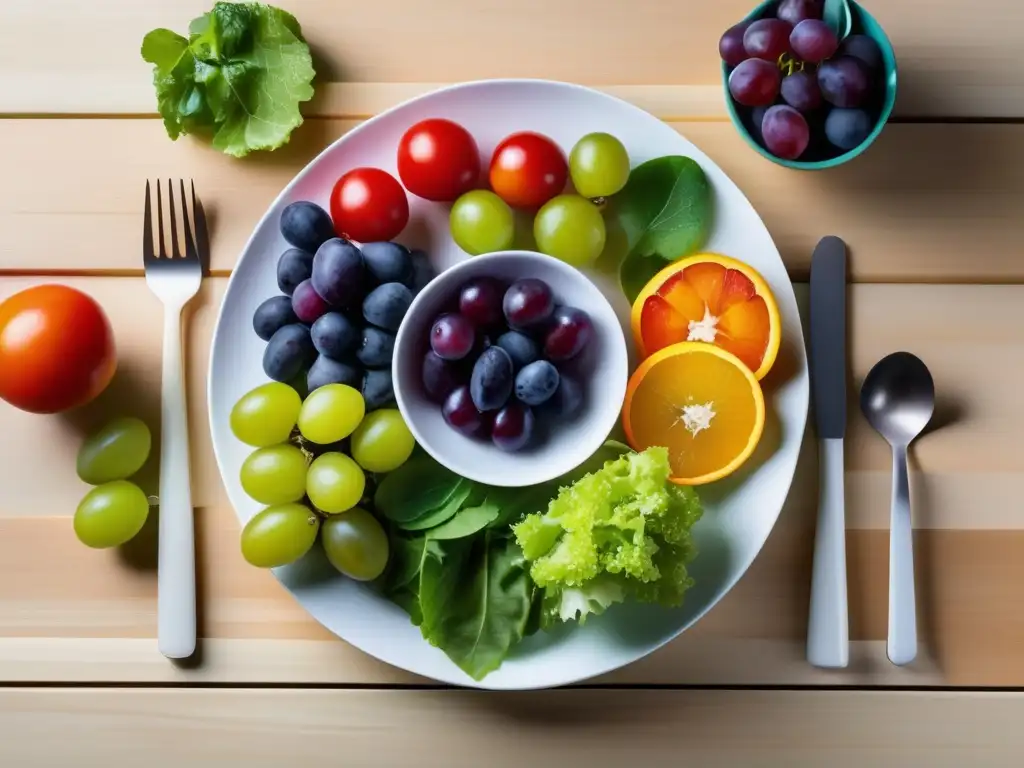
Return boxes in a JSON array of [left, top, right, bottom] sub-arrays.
[[208, 79, 809, 690]]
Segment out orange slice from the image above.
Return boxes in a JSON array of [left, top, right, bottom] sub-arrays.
[[622, 342, 765, 486], [630, 254, 781, 380]]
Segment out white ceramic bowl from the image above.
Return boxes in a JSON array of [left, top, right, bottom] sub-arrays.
[[393, 250, 628, 487]]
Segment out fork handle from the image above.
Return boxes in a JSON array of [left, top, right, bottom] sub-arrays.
[[157, 305, 196, 659]]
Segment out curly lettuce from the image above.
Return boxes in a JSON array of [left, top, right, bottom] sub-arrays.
[[512, 446, 703, 626], [141, 2, 315, 157]]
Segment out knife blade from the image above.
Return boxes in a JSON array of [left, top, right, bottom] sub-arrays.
[[806, 235, 850, 669]]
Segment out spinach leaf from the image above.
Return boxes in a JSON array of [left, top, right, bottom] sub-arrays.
[[400, 480, 472, 531], [428, 502, 501, 540], [375, 455, 462, 523], [423, 532, 535, 681], [418, 538, 470, 640], [384, 532, 428, 594], [141, 2, 315, 157]]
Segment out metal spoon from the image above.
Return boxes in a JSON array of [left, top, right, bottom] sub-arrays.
[[860, 352, 934, 666]]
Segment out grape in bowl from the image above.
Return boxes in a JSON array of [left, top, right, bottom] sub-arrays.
[[392, 250, 628, 488]]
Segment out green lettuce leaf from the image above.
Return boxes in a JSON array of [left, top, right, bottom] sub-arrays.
[[141, 2, 315, 157]]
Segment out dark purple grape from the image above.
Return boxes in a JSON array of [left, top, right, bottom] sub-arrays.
[[544, 307, 593, 362], [503, 279, 554, 329], [495, 331, 539, 371], [818, 57, 871, 108], [470, 346, 514, 412], [458, 277, 505, 328], [362, 369, 395, 411], [838, 34, 883, 72], [263, 324, 315, 383], [363, 282, 413, 332], [408, 249, 436, 295], [356, 326, 396, 369], [743, 19, 792, 61], [361, 241, 413, 286], [540, 373, 584, 420], [718, 22, 751, 67], [728, 58, 781, 107], [442, 385, 485, 436], [277, 248, 314, 296], [762, 105, 810, 160], [777, 0, 822, 25], [514, 360, 560, 407], [311, 238, 365, 309], [790, 19, 838, 64], [492, 402, 534, 453], [421, 350, 463, 404], [280, 201, 334, 254], [310, 312, 359, 359], [749, 106, 769, 144], [253, 295, 299, 342], [307, 354, 361, 392], [780, 70, 823, 112], [430, 313, 476, 361], [824, 108, 873, 150], [291, 279, 330, 324]]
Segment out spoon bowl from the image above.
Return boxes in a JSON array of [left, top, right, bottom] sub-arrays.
[[860, 351, 935, 446]]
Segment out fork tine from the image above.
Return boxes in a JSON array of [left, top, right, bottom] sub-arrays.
[[167, 179, 181, 259], [143, 181, 154, 262], [180, 179, 197, 261], [156, 180, 167, 258]]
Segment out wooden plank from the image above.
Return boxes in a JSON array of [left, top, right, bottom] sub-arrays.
[[2, 120, 1024, 283], [3, 689, 1024, 767], [1, 1, 1022, 118]]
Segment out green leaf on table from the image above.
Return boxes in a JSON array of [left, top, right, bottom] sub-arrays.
[[374, 454, 463, 524], [612, 155, 711, 300], [141, 2, 315, 157], [428, 501, 501, 540], [400, 480, 473, 531]]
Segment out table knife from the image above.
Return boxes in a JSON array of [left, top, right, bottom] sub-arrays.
[[807, 235, 849, 669]]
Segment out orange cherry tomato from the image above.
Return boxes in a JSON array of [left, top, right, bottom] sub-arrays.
[[0, 285, 117, 414], [488, 131, 568, 209]]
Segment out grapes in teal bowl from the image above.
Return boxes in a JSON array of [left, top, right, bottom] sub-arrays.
[[719, 0, 897, 169]]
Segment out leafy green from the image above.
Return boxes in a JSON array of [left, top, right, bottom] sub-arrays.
[[375, 456, 462, 523], [429, 501, 501, 540], [141, 2, 315, 157], [512, 446, 703, 626], [400, 480, 472, 531], [612, 156, 712, 302]]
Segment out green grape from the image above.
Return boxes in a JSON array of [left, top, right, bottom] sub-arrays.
[[533, 194, 607, 268], [569, 132, 630, 199], [76, 416, 152, 485], [307, 452, 365, 514], [298, 384, 365, 445], [240, 503, 320, 568], [450, 190, 515, 256], [74, 480, 150, 549], [240, 444, 308, 505], [231, 382, 302, 447], [321, 507, 389, 581], [350, 409, 415, 473]]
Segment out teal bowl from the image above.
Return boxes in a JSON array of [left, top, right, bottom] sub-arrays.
[[722, 0, 897, 170]]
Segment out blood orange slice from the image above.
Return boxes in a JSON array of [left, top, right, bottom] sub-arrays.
[[629, 254, 781, 380]]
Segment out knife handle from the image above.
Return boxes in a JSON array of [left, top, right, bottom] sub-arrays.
[[807, 437, 849, 668]]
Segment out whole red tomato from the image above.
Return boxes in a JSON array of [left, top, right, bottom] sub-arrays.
[[489, 132, 568, 209], [0, 285, 117, 414], [330, 167, 409, 243], [397, 118, 481, 202]]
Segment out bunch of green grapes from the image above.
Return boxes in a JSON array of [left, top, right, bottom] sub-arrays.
[[74, 417, 153, 549], [231, 381, 414, 579]]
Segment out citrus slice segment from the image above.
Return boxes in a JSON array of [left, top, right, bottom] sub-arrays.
[[630, 254, 781, 380], [622, 342, 765, 486]]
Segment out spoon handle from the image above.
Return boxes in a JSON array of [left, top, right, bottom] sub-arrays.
[[888, 445, 917, 665], [807, 438, 849, 668]]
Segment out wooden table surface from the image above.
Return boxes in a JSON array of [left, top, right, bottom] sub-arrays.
[[3, 0, 1024, 763]]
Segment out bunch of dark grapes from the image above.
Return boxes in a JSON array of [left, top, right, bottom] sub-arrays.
[[720, 0, 886, 162], [254, 200, 435, 411]]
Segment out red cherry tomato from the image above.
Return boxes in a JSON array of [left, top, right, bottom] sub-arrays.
[[397, 118, 481, 202], [0, 285, 117, 414], [330, 167, 410, 243], [489, 132, 568, 209]]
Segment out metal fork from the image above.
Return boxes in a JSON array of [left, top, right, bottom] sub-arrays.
[[144, 179, 204, 660]]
